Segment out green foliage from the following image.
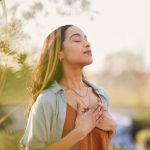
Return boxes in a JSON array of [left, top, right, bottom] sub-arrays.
[[0, 17, 30, 97], [0, 105, 12, 130], [0, 65, 32, 104], [16, 53, 27, 65], [0, 131, 23, 150]]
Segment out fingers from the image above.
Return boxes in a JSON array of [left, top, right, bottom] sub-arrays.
[[100, 106, 107, 112], [77, 102, 89, 114], [87, 103, 106, 127], [77, 102, 83, 115], [94, 109, 103, 121], [95, 116, 103, 126], [86, 103, 100, 115]]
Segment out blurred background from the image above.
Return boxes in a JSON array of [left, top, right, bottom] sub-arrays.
[[0, 0, 150, 150]]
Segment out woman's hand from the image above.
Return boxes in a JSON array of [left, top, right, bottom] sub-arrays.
[[75, 102, 103, 139], [96, 106, 117, 138]]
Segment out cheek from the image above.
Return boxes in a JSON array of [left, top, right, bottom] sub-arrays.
[[64, 50, 81, 63], [63, 44, 83, 60]]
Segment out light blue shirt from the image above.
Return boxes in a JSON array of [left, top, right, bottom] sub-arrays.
[[20, 80, 110, 149]]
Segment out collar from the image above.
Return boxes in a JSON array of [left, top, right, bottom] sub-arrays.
[[49, 80, 105, 98]]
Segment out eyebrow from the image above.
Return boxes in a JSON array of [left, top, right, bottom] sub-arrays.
[[69, 33, 87, 40]]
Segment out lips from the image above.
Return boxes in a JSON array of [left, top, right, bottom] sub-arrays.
[[83, 50, 92, 56]]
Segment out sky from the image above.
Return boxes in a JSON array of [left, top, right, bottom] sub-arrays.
[[2, 0, 150, 73]]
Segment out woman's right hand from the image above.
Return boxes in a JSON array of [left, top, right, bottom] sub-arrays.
[[75, 102, 103, 139]]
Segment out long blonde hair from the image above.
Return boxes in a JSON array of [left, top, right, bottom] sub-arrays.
[[28, 25, 73, 113]]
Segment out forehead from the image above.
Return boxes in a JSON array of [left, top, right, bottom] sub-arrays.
[[65, 26, 85, 38]]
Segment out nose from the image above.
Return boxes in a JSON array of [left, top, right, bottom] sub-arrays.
[[84, 40, 91, 48]]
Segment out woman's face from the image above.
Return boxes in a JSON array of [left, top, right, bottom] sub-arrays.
[[60, 26, 93, 67]]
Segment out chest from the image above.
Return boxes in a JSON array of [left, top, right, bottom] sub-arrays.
[[64, 87, 101, 111]]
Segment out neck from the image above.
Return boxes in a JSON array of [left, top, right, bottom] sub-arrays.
[[59, 65, 86, 90]]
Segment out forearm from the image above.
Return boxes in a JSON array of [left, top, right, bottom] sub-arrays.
[[96, 112, 117, 132], [42, 128, 84, 150]]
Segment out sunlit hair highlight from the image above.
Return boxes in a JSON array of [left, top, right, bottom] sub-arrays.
[[28, 25, 72, 113]]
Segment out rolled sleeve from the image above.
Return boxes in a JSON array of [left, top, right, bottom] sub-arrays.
[[20, 94, 48, 149]]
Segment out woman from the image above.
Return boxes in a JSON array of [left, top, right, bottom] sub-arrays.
[[20, 25, 117, 150]]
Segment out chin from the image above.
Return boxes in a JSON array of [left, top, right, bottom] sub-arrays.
[[83, 59, 93, 66]]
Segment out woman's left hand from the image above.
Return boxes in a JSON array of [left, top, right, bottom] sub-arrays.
[[96, 106, 117, 138]]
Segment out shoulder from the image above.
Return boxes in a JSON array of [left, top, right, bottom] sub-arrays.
[[37, 88, 56, 104], [85, 80, 110, 109], [32, 87, 57, 113], [85, 80, 110, 100], [96, 85, 110, 101], [93, 84, 110, 109]]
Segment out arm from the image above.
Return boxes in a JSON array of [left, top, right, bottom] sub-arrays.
[[96, 88, 116, 141], [96, 109, 117, 139], [41, 103, 102, 150], [26, 127, 84, 150], [25, 102, 102, 150]]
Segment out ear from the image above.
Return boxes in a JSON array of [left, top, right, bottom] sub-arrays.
[[59, 51, 64, 61]]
